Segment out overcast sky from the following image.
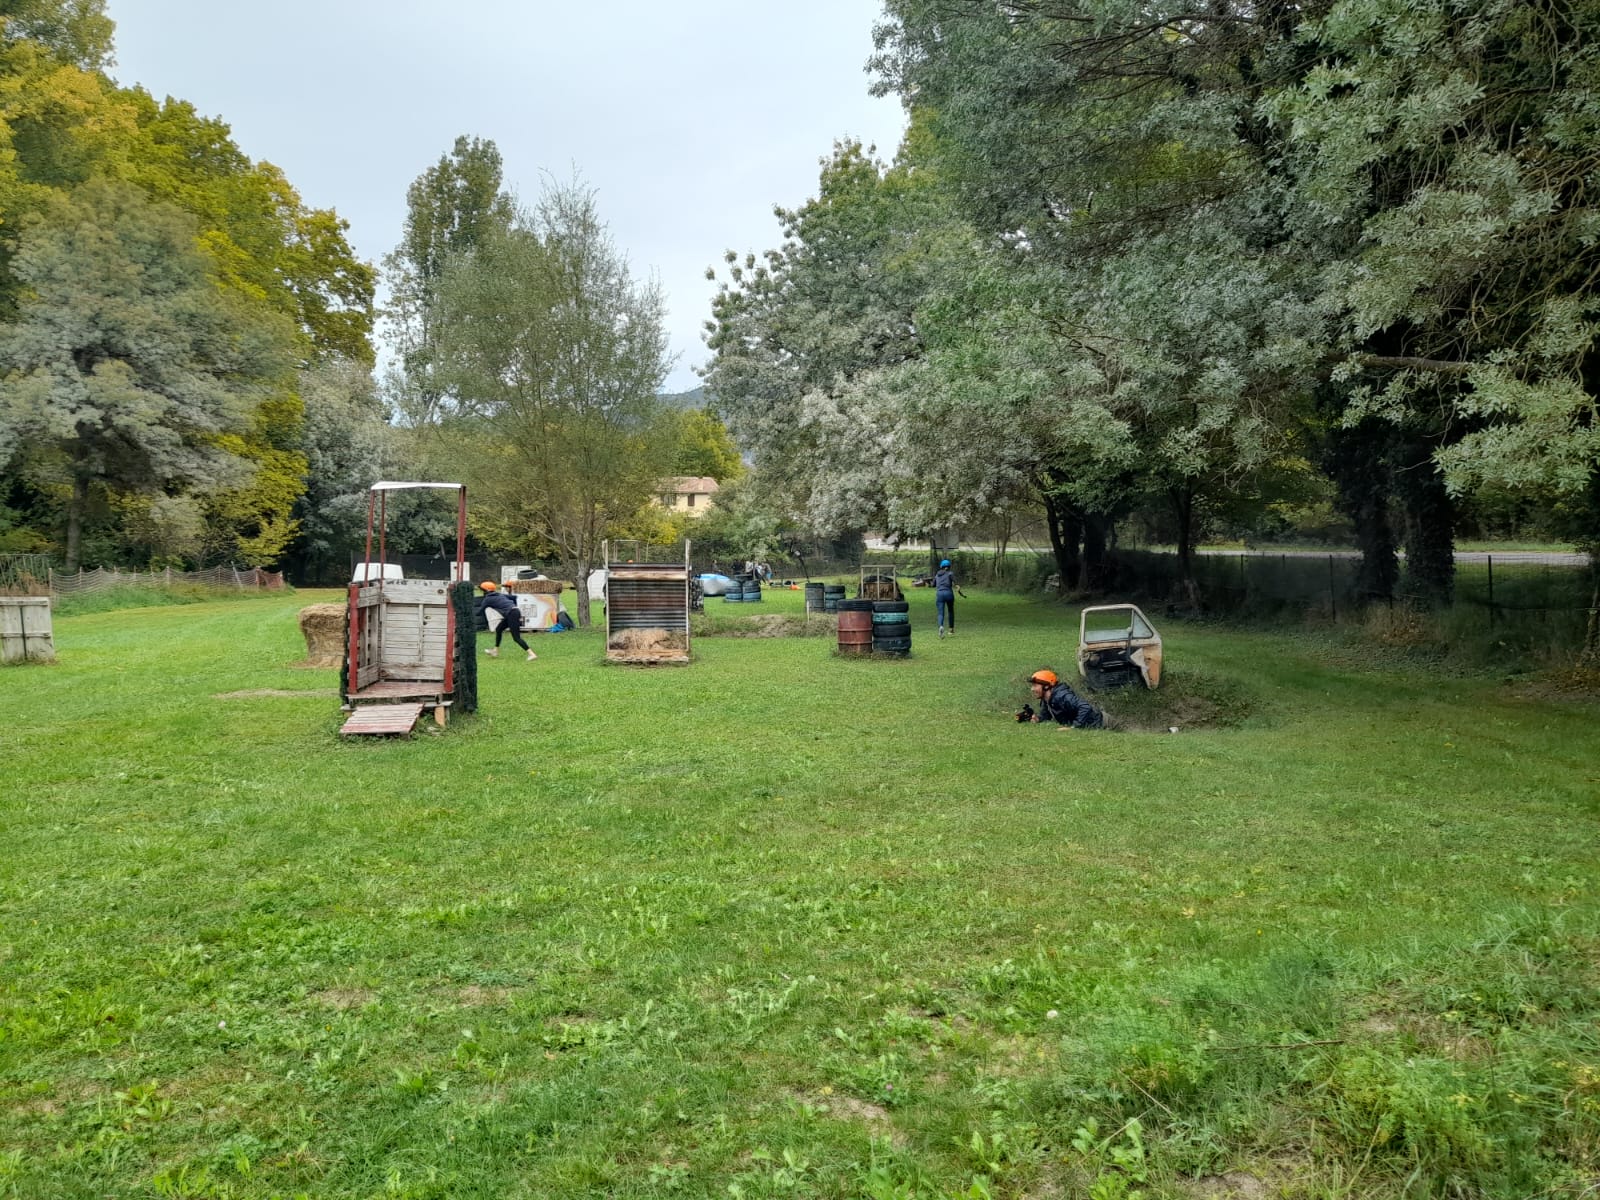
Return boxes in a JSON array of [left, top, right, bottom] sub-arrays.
[[103, 1, 907, 392]]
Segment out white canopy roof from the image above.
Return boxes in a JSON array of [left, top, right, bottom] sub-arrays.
[[368, 481, 464, 492]]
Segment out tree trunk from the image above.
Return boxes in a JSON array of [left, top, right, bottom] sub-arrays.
[[992, 514, 1011, 587], [570, 556, 595, 628], [1398, 445, 1455, 608], [1583, 578, 1599, 666], [1324, 419, 1398, 603], [1171, 486, 1201, 610], [64, 474, 88, 572], [1042, 491, 1082, 596], [1083, 513, 1111, 592]]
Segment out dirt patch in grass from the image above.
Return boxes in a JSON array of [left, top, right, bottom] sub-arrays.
[[798, 1090, 906, 1145], [456, 985, 513, 1007], [1099, 670, 1258, 732], [4, 1096, 62, 1118], [833, 1095, 894, 1124], [696, 613, 830, 638], [216, 688, 338, 700], [309, 987, 375, 1010], [1508, 665, 1600, 702], [1185, 1171, 1272, 1199]]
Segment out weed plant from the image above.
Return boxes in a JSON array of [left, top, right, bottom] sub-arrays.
[[1, 586, 1596, 1197]]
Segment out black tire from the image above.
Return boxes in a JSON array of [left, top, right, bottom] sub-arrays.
[[873, 601, 909, 613], [724, 594, 744, 603], [873, 636, 912, 651], [838, 599, 874, 612], [872, 613, 910, 626]]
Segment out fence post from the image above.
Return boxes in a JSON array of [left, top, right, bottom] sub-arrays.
[[1328, 555, 1337, 621], [1486, 555, 1494, 630]]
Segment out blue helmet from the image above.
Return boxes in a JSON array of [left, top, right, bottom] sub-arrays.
[[939, 559, 951, 567]]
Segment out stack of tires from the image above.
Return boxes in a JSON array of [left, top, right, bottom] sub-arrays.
[[741, 576, 762, 603], [804, 581, 825, 613], [837, 598, 874, 655], [822, 584, 845, 614], [872, 600, 911, 656], [723, 578, 744, 604]]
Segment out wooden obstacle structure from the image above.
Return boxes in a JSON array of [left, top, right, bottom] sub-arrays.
[[605, 540, 692, 665], [340, 482, 474, 736]]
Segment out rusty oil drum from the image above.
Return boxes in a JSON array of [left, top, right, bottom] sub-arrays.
[[837, 606, 873, 654]]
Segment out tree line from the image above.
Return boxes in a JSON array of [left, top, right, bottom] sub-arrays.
[[0, 0, 374, 572], [0, 4, 741, 621], [702, 0, 1600, 612], [6, 0, 1595, 630]]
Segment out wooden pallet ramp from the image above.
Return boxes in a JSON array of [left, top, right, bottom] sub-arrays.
[[340, 702, 425, 737]]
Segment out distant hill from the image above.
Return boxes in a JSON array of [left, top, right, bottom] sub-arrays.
[[659, 386, 706, 411]]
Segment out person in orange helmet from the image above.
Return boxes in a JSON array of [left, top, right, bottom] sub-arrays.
[[477, 581, 536, 661], [1018, 668, 1104, 729]]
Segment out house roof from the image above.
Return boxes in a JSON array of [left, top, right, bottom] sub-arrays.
[[662, 476, 720, 494]]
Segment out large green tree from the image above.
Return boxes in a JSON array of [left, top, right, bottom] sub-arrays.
[[0, 6, 377, 568], [0, 179, 295, 568], [431, 179, 674, 625], [873, 0, 1600, 587]]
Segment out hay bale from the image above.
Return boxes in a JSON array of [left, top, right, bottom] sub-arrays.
[[606, 626, 689, 663], [297, 603, 346, 668], [505, 579, 564, 595], [607, 628, 687, 653], [860, 577, 904, 601]]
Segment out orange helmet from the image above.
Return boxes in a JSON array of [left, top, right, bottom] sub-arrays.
[[479, 580, 498, 591], [1028, 669, 1058, 688]]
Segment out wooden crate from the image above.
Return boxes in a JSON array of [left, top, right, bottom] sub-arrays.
[[0, 597, 55, 664]]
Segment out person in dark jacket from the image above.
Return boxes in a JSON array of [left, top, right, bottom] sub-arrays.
[[478, 581, 537, 661], [1021, 668, 1104, 729], [933, 558, 966, 637]]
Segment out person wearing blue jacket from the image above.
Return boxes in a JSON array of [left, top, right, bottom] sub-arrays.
[[1020, 669, 1105, 729], [933, 558, 966, 637]]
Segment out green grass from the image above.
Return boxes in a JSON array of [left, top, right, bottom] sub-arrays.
[[3, 586, 1598, 1198], [49, 584, 274, 618]]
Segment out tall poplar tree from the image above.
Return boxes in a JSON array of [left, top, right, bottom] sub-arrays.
[[384, 136, 515, 423]]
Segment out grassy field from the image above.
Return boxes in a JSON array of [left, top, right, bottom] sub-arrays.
[[2, 585, 1598, 1199]]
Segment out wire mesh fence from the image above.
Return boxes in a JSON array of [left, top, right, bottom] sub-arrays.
[[0, 557, 287, 598], [1108, 549, 1597, 644], [0, 553, 52, 596]]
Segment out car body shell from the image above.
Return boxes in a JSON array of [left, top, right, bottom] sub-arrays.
[[1078, 603, 1162, 689]]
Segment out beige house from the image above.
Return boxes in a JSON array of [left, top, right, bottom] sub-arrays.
[[655, 476, 720, 517]]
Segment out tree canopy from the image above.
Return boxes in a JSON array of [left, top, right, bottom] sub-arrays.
[[429, 179, 674, 625], [0, 3, 377, 569]]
